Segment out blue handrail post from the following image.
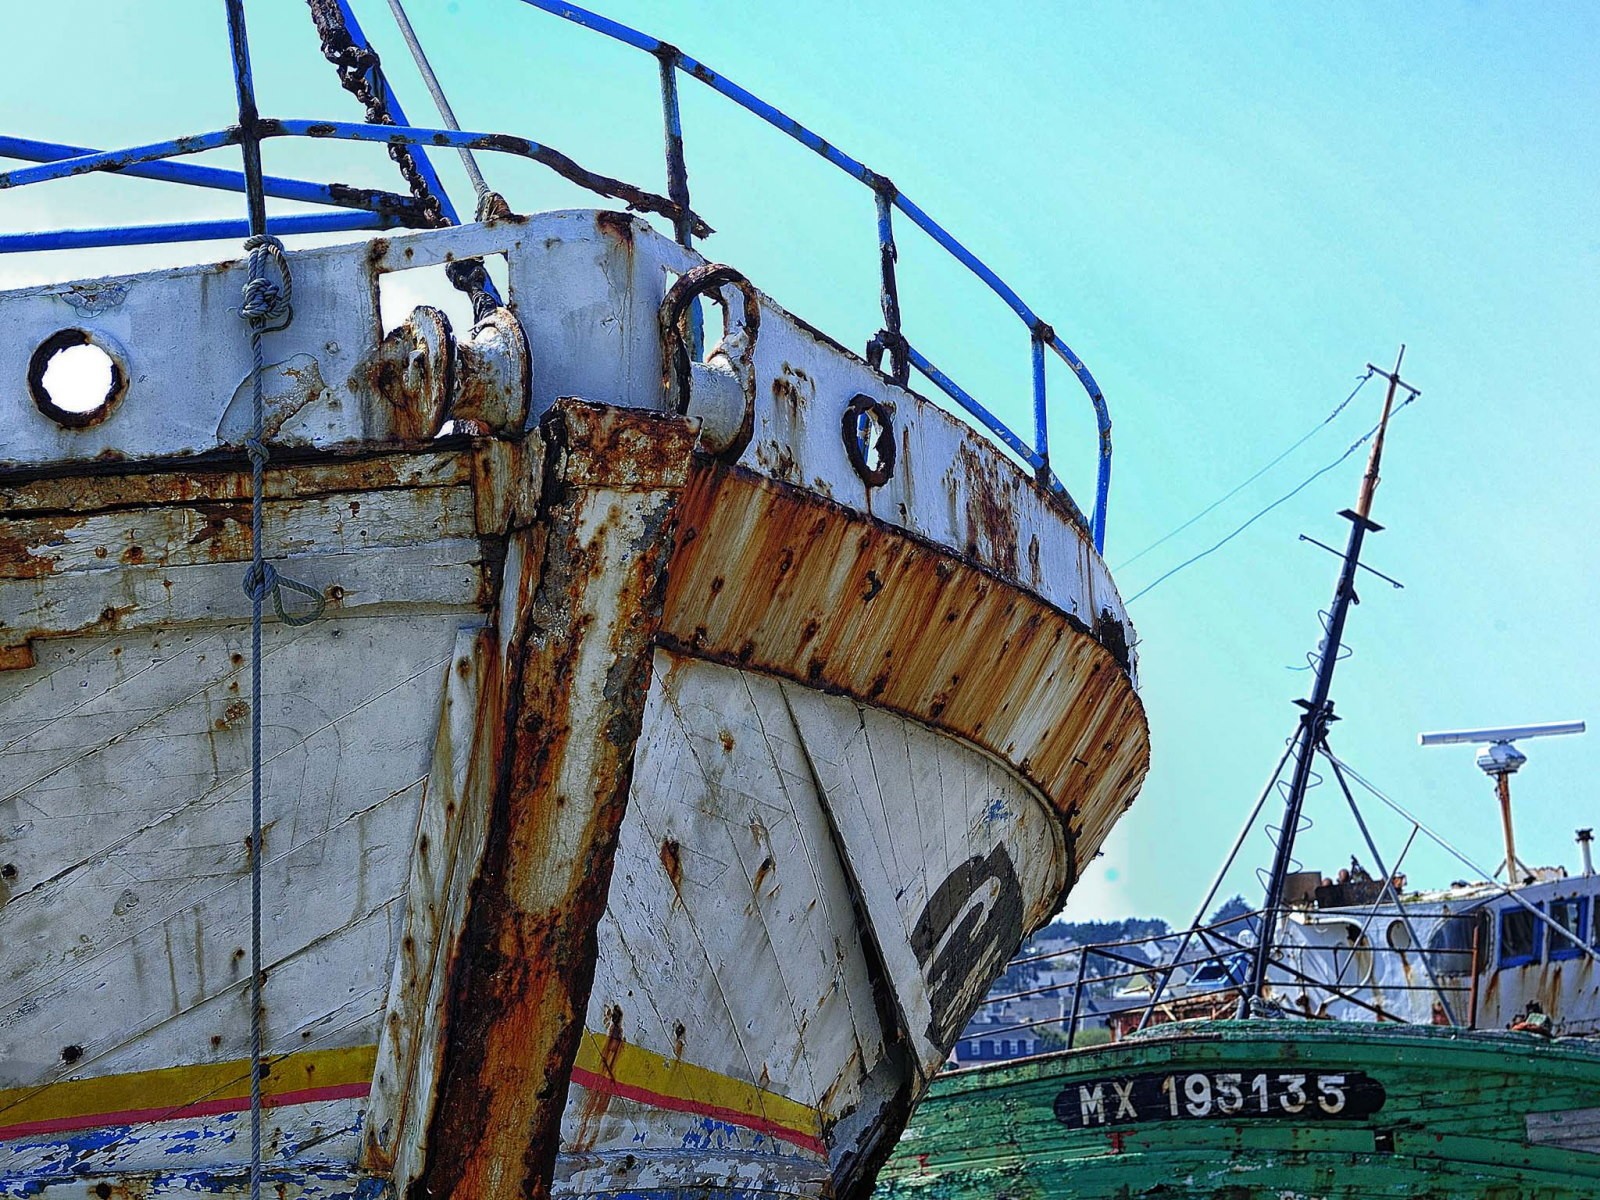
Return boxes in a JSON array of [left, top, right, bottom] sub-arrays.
[[1031, 329, 1050, 490], [1094, 434, 1111, 553], [223, 0, 267, 240], [867, 181, 909, 388]]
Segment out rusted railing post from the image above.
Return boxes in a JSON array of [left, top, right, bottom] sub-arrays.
[[656, 45, 693, 249], [1064, 948, 1089, 1049], [1468, 916, 1482, 1029], [655, 46, 703, 357], [868, 180, 909, 387]]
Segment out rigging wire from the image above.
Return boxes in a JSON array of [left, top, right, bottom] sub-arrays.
[[1318, 750, 1454, 1018], [1116, 368, 1376, 572], [383, 0, 494, 209], [1125, 389, 1417, 605], [1323, 751, 1600, 964], [1133, 735, 1297, 1031]]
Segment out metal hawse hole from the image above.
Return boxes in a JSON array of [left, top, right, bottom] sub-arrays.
[[28, 329, 128, 429], [842, 393, 895, 487]]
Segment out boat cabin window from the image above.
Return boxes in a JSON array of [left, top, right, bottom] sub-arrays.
[[1188, 953, 1249, 987], [1547, 897, 1588, 961], [1497, 905, 1542, 969], [1425, 915, 1477, 975]]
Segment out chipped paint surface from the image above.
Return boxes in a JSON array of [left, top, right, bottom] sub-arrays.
[[0, 212, 1146, 1199], [877, 1020, 1600, 1200]]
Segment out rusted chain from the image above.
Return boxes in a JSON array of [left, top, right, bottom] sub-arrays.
[[305, 0, 447, 228], [305, 1, 510, 313]]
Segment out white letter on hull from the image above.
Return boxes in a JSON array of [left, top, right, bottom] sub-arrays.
[[1079, 1084, 1107, 1125], [1112, 1080, 1137, 1119]]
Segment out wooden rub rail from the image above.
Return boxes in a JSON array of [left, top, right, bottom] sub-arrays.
[[660, 461, 1149, 864]]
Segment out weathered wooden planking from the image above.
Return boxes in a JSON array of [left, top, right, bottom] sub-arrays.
[[1528, 1105, 1600, 1153], [0, 539, 487, 648], [3, 1099, 369, 1199], [0, 615, 470, 1095], [0, 485, 477, 580], [365, 626, 499, 1181], [0, 448, 473, 515], [573, 656, 887, 1130]]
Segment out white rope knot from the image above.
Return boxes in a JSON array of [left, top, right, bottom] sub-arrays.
[[241, 559, 325, 627], [240, 234, 293, 332]]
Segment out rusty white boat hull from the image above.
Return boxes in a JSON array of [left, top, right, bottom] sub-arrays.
[[0, 212, 1148, 1198]]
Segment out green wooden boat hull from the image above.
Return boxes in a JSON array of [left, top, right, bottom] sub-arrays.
[[877, 1020, 1600, 1199]]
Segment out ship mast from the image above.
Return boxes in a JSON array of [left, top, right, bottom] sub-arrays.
[[1245, 347, 1419, 1007]]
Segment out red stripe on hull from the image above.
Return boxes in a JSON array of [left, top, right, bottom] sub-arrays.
[[569, 1065, 827, 1157]]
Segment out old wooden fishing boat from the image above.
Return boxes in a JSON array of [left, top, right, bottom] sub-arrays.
[[0, 3, 1149, 1198], [878, 356, 1600, 1198], [885, 1020, 1600, 1200]]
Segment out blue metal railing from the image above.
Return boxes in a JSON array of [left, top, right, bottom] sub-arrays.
[[0, 0, 1111, 550]]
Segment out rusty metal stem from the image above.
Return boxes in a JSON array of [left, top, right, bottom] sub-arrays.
[[1355, 344, 1405, 520], [1497, 772, 1521, 883]]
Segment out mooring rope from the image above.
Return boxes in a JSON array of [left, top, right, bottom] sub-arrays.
[[237, 232, 324, 1200]]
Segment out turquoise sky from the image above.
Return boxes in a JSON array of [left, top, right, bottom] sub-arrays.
[[4, 2, 1597, 925]]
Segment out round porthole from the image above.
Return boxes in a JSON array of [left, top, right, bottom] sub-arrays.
[[842, 393, 895, 487], [28, 329, 129, 429]]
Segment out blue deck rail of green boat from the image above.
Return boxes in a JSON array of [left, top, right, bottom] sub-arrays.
[[965, 905, 1485, 1052], [0, 0, 1113, 550]]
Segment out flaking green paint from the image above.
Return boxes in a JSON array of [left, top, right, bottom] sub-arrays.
[[877, 1020, 1600, 1199]]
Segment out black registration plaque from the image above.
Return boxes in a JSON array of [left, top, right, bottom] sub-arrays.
[[1053, 1068, 1385, 1128]]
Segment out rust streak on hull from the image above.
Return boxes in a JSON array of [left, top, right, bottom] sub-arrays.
[[416, 403, 699, 1200]]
